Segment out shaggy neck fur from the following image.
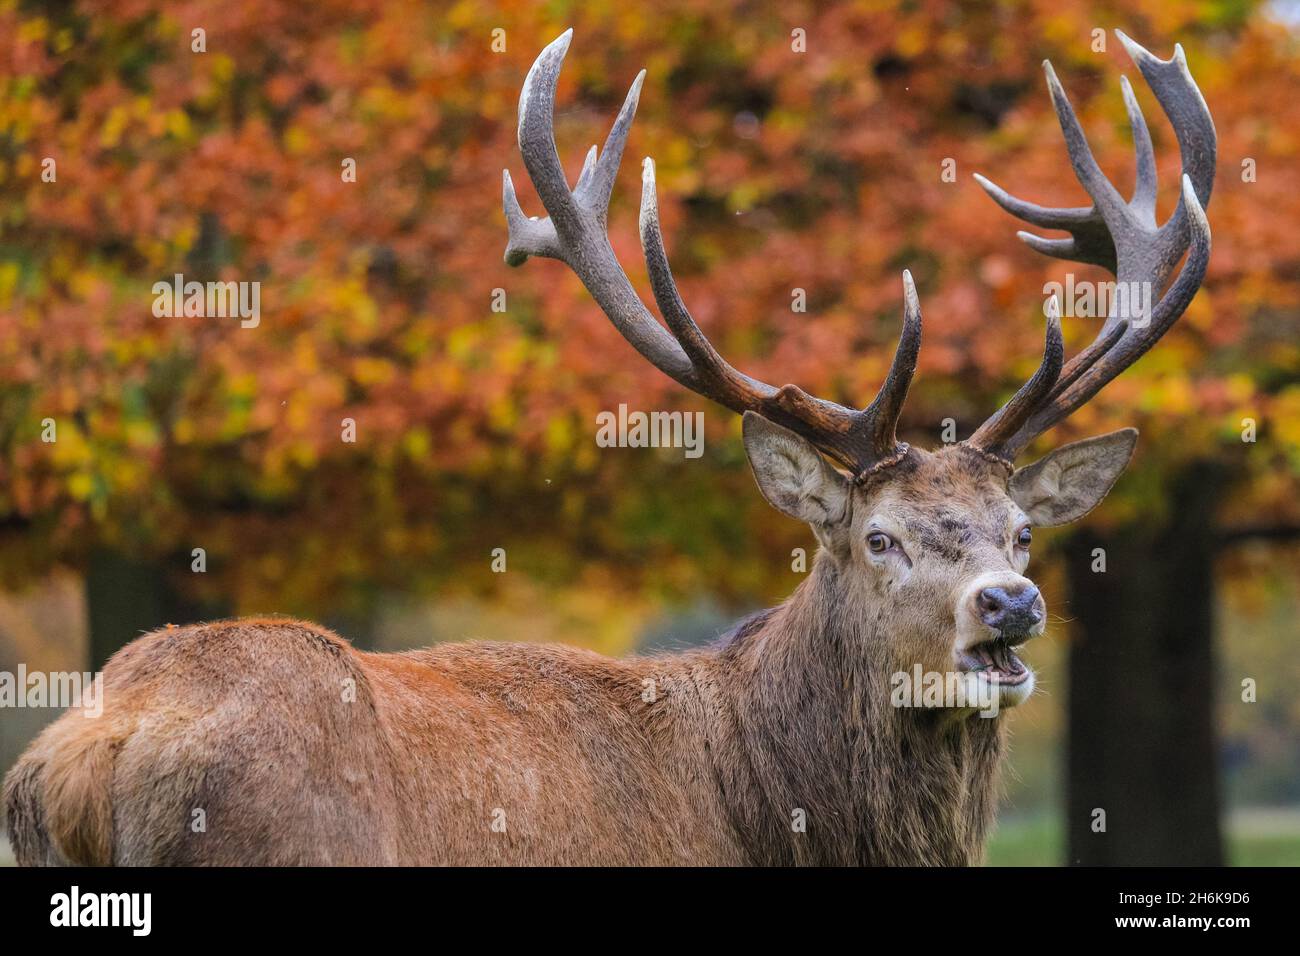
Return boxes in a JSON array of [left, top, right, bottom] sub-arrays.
[[697, 553, 1004, 866]]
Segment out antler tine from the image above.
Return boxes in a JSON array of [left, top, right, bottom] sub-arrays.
[[502, 171, 561, 265], [970, 31, 1215, 460], [639, 155, 921, 470], [636, 157, 770, 411], [966, 297, 1064, 457], [860, 271, 923, 460], [507, 32, 924, 477], [1042, 61, 1130, 225], [1116, 31, 1216, 233], [1009, 175, 1210, 454], [504, 30, 695, 385], [579, 70, 645, 216], [1119, 74, 1157, 222], [514, 30, 581, 239], [573, 144, 598, 195]]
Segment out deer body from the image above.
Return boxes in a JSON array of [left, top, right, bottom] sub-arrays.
[[5, 30, 1214, 866], [8, 519, 1003, 866]]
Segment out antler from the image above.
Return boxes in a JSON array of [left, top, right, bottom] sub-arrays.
[[503, 30, 921, 478], [968, 30, 1215, 460]]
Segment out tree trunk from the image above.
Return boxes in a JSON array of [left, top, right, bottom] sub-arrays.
[[1063, 462, 1226, 865]]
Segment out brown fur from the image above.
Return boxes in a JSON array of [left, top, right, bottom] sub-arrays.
[[4, 445, 1050, 866]]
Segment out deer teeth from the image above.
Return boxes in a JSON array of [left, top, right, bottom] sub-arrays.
[[962, 640, 1025, 677]]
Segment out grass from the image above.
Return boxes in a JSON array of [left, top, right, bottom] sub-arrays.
[[986, 808, 1300, 866], [3, 811, 1297, 866], [985, 814, 1064, 866]]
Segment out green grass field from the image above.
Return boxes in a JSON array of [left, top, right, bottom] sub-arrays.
[[3, 810, 1298, 865], [986, 809, 1300, 866]]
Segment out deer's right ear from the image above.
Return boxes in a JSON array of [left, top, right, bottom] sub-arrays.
[[742, 412, 850, 528]]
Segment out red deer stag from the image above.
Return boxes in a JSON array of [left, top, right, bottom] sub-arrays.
[[5, 30, 1212, 866]]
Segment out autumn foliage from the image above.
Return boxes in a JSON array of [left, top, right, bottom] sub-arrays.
[[1, 0, 1297, 616]]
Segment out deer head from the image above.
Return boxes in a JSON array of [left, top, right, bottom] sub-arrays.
[[504, 29, 1213, 713]]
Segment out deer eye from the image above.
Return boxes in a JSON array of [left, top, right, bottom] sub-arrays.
[[1016, 526, 1033, 549], [867, 532, 894, 554]]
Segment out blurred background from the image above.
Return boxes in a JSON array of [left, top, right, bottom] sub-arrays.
[[1, 0, 1298, 865]]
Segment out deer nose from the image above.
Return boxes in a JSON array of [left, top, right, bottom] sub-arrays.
[[977, 584, 1043, 636]]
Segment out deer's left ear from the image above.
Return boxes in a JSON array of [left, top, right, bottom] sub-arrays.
[[1009, 428, 1138, 527]]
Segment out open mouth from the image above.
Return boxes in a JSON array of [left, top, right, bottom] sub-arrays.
[[957, 637, 1030, 686]]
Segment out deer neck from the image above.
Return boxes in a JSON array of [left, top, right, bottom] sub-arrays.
[[709, 553, 1004, 865]]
